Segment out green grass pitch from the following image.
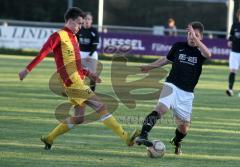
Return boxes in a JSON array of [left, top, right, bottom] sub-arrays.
[[0, 54, 240, 167]]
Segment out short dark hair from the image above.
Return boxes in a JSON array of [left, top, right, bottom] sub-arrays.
[[85, 12, 93, 19], [64, 7, 85, 22], [190, 21, 204, 34]]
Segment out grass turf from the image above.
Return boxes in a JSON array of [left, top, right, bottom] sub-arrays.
[[0, 54, 240, 167]]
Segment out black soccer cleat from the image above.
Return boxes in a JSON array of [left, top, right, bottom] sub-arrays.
[[40, 136, 52, 150], [226, 89, 233, 97], [135, 135, 153, 147], [170, 137, 182, 155]]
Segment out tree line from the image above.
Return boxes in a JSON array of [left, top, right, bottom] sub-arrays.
[[1, 0, 239, 31]]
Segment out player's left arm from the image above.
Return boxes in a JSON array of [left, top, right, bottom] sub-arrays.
[[196, 40, 212, 59], [196, 39, 211, 58], [188, 25, 212, 59]]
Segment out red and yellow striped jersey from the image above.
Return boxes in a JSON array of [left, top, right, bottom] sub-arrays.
[[26, 27, 89, 87]]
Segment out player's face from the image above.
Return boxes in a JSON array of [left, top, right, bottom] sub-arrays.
[[84, 15, 93, 28], [187, 29, 203, 47], [69, 16, 84, 34]]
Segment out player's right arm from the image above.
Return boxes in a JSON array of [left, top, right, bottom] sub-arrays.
[[140, 57, 171, 73], [19, 33, 60, 81], [140, 43, 177, 73]]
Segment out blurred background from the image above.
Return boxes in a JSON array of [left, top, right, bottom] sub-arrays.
[[1, 2, 240, 167], [0, 0, 240, 59]]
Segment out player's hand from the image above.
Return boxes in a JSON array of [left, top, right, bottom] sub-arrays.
[[228, 41, 232, 48], [86, 57, 91, 63], [186, 25, 197, 40], [88, 72, 101, 83], [18, 68, 29, 81], [140, 65, 150, 73]]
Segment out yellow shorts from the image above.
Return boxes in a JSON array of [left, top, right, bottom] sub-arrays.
[[61, 73, 95, 106]]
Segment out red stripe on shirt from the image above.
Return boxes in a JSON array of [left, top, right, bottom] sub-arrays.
[[26, 27, 89, 87], [67, 30, 86, 79]]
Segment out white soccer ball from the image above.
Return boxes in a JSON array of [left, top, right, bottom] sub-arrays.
[[147, 140, 166, 158]]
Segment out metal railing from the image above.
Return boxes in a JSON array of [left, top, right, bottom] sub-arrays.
[[0, 19, 63, 28], [0, 19, 227, 38]]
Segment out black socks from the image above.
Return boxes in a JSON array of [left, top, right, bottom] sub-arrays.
[[228, 72, 236, 90], [173, 128, 187, 146], [140, 111, 161, 138]]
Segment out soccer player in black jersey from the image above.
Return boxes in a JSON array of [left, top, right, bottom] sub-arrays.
[[135, 22, 211, 155], [226, 9, 240, 96], [77, 12, 99, 92]]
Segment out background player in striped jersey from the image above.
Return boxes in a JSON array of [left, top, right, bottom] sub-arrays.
[[77, 12, 99, 92], [18, 7, 139, 150]]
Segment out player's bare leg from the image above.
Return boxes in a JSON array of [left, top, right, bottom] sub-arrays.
[[83, 95, 140, 147], [41, 94, 140, 150], [136, 83, 173, 147], [170, 117, 190, 155]]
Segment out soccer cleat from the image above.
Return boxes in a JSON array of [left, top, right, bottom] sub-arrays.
[[170, 137, 182, 155], [126, 129, 141, 147], [40, 136, 53, 150], [135, 135, 153, 147], [226, 89, 234, 97]]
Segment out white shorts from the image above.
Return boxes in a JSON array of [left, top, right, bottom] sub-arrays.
[[80, 51, 98, 73], [229, 51, 240, 70], [157, 82, 194, 122]]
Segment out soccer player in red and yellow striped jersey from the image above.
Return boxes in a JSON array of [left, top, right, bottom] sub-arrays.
[[18, 7, 139, 150]]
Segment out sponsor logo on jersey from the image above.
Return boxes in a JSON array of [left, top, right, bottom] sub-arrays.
[[178, 54, 197, 65]]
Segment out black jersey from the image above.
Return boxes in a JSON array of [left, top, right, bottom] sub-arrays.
[[229, 22, 240, 53], [166, 42, 206, 92], [77, 27, 99, 53]]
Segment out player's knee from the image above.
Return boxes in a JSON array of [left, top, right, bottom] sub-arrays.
[[230, 69, 237, 73], [178, 125, 188, 134], [72, 116, 84, 124], [154, 110, 163, 118], [155, 104, 168, 116], [98, 103, 107, 112]]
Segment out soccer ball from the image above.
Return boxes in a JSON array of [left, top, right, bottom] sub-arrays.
[[147, 140, 166, 158]]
